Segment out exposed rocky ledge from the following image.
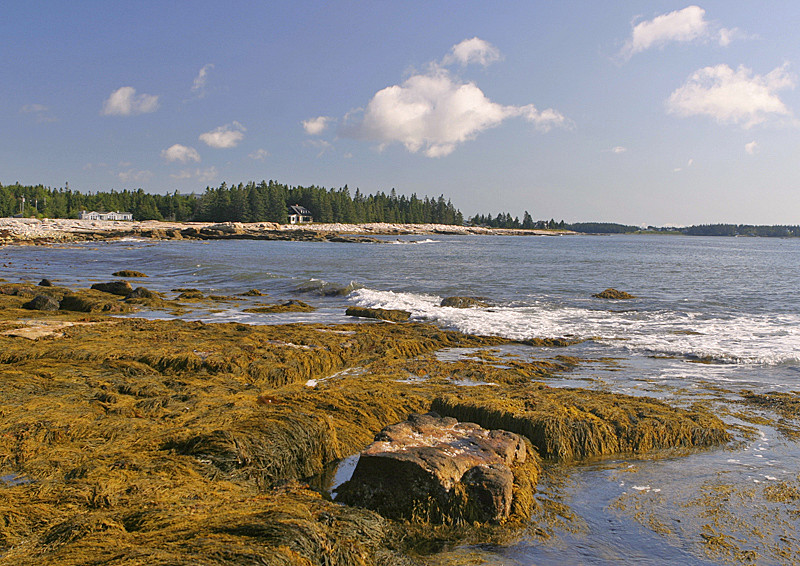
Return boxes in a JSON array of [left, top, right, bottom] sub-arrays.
[[0, 218, 575, 245]]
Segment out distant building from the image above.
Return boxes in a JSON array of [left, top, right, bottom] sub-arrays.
[[288, 204, 312, 224], [79, 210, 133, 221]]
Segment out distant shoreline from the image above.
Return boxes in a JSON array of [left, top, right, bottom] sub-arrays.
[[0, 217, 575, 245]]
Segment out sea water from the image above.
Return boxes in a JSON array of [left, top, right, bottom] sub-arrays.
[[3, 234, 799, 564]]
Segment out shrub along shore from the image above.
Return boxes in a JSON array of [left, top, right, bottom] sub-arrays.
[[0, 275, 735, 565]]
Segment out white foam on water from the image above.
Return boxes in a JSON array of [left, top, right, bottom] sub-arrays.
[[349, 288, 800, 366]]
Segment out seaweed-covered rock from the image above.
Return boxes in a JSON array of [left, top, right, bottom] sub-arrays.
[[22, 294, 60, 311], [38, 278, 54, 287], [440, 296, 489, 308], [592, 288, 635, 300], [91, 280, 134, 296], [112, 270, 148, 278], [336, 412, 534, 524], [243, 300, 315, 313], [345, 306, 411, 322], [59, 291, 132, 313], [240, 289, 265, 296], [177, 290, 204, 300]]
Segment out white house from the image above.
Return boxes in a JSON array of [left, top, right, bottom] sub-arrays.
[[79, 210, 134, 221], [288, 204, 312, 224]]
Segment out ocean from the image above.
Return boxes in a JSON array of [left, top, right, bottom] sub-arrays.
[[3, 233, 799, 564]]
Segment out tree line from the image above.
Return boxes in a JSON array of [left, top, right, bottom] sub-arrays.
[[0, 181, 463, 225]]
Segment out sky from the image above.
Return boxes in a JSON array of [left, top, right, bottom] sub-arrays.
[[2, 1, 799, 225]]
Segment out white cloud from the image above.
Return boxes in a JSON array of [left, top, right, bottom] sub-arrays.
[[170, 167, 218, 183], [612, 146, 627, 153], [199, 121, 246, 148], [118, 169, 153, 183], [102, 86, 159, 116], [442, 37, 502, 67], [344, 67, 567, 158], [161, 144, 201, 163], [191, 64, 214, 95], [302, 116, 333, 135], [620, 6, 737, 59], [20, 103, 56, 123], [21, 104, 48, 113], [745, 141, 758, 154], [304, 139, 333, 157], [249, 148, 270, 161], [667, 63, 794, 128]]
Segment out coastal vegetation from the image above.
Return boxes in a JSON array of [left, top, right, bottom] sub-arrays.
[[0, 278, 736, 564]]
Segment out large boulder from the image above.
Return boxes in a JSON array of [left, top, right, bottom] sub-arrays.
[[336, 413, 534, 524], [112, 270, 148, 278], [22, 294, 60, 311], [91, 280, 133, 296]]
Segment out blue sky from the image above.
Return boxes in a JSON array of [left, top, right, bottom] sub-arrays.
[[2, 1, 799, 225]]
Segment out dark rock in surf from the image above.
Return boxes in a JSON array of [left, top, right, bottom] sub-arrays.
[[38, 278, 54, 287], [345, 306, 410, 322], [440, 296, 489, 308]]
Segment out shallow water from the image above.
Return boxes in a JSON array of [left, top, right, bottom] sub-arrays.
[[3, 234, 799, 564]]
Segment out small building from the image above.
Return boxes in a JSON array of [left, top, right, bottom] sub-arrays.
[[288, 204, 313, 225], [79, 210, 134, 221]]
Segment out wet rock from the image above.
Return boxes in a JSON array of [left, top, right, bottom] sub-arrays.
[[22, 294, 60, 311], [177, 290, 204, 300], [345, 306, 411, 322], [336, 412, 530, 524], [592, 288, 635, 300], [440, 296, 489, 308], [240, 289, 265, 296], [112, 270, 148, 278], [126, 287, 158, 299], [91, 280, 134, 296], [38, 278, 54, 287]]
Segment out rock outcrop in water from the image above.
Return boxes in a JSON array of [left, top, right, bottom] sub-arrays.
[[345, 306, 411, 322], [592, 288, 635, 300], [336, 412, 537, 524], [90, 280, 134, 296], [440, 296, 489, 308]]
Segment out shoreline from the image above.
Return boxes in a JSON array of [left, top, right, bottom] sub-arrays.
[[0, 217, 574, 245]]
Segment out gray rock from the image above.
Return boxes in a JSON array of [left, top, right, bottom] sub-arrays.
[[22, 294, 60, 311], [91, 280, 133, 296]]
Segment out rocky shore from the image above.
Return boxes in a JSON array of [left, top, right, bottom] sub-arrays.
[[0, 217, 573, 245], [0, 277, 733, 565]]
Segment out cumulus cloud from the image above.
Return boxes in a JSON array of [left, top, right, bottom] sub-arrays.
[[192, 64, 214, 95], [745, 140, 758, 154], [161, 144, 201, 163], [249, 148, 269, 161], [344, 66, 567, 157], [442, 37, 502, 67], [620, 6, 737, 59], [199, 121, 246, 148], [170, 167, 218, 183], [102, 86, 159, 116], [302, 116, 333, 135], [667, 63, 794, 128]]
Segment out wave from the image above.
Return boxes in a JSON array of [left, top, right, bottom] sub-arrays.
[[295, 278, 362, 296], [387, 238, 439, 245], [349, 288, 800, 366]]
